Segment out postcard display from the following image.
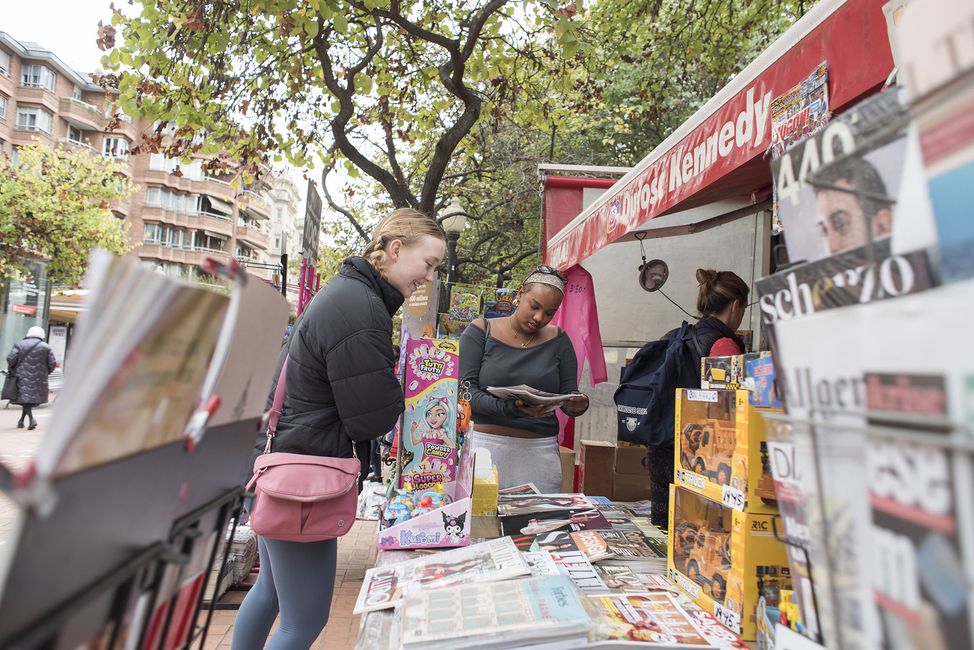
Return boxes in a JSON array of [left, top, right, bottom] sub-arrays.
[[380, 338, 474, 550]]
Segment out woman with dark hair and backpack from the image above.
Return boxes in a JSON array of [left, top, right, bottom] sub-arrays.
[[5, 326, 56, 430], [692, 269, 749, 357], [232, 208, 445, 650], [648, 268, 748, 523]]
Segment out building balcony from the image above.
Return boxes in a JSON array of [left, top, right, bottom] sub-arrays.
[[16, 87, 59, 113], [236, 223, 270, 250], [195, 212, 235, 238], [59, 97, 105, 131], [105, 112, 141, 142], [0, 74, 14, 98], [239, 190, 271, 219], [140, 169, 196, 193], [58, 136, 98, 155], [11, 128, 55, 148], [194, 176, 236, 202], [140, 243, 230, 267]]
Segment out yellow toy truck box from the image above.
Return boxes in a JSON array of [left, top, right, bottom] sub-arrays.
[[673, 388, 779, 514], [667, 485, 792, 640]]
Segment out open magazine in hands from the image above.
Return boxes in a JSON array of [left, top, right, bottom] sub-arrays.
[[486, 384, 581, 408]]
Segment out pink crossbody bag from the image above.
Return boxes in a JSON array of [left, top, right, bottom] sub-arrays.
[[246, 355, 360, 542]]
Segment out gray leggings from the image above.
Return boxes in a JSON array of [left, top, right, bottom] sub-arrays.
[[231, 536, 337, 650]]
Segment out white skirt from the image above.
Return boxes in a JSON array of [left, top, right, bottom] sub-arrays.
[[470, 429, 562, 493]]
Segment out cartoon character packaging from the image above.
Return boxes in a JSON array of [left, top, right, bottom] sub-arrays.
[[378, 436, 475, 550], [674, 388, 780, 514], [399, 339, 460, 488], [667, 485, 792, 640], [381, 339, 475, 550]]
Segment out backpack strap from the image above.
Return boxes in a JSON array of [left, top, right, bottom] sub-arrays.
[[484, 318, 491, 338]]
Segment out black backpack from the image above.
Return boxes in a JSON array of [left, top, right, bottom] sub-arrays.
[[613, 321, 705, 447]]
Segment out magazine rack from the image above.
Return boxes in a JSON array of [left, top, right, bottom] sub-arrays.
[[761, 409, 974, 650], [0, 257, 288, 649]]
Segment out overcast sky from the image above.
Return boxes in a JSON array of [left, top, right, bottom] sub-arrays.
[[3, 0, 113, 74]]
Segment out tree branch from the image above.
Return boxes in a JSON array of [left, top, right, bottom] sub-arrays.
[[314, 22, 419, 209], [321, 166, 371, 243]]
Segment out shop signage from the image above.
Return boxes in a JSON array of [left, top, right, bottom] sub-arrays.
[[546, 0, 893, 269], [12, 304, 37, 316]]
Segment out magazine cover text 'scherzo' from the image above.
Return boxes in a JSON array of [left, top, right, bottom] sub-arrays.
[[353, 537, 528, 614]]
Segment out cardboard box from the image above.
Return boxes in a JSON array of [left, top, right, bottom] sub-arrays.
[[742, 352, 783, 408], [673, 388, 780, 514], [472, 465, 498, 516], [558, 446, 576, 492], [579, 440, 615, 499], [667, 485, 792, 640], [701, 355, 743, 389], [614, 444, 648, 475], [612, 473, 651, 501]]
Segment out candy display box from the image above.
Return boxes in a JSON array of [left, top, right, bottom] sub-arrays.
[[667, 485, 792, 640], [377, 439, 475, 550], [673, 388, 779, 514]]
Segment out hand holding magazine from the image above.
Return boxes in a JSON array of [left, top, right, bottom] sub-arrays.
[[486, 384, 582, 407]]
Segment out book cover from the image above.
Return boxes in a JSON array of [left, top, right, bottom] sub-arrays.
[[399, 339, 460, 488], [522, 550, 560, 578], [498, 493, 594, 516], [548, 548, 608, 593], [399, 575, 590, 649], [864, 372, 974, 648], [772, 279, 974, 648], [591, 564, 647, 594], [498, 483, 541, 495], [771, 88, 908, 264], [501, 507, 612, 537], [587, 592, 725, 646], [353, 537, 528, 614]]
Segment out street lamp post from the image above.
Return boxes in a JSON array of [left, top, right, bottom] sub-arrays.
[[439, 198, 468, 286]]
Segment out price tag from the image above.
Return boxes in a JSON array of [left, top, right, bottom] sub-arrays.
[[687, 389, 718, 402], [722, 485, 746, 511], [713, 601, 741, 633]]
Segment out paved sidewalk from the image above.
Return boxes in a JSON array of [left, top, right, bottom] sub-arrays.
[[0, 401, 51, 545]]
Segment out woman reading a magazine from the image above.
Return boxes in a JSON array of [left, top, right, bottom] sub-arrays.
[[460, 265, 589, 492], [233, 209, 446, 650]]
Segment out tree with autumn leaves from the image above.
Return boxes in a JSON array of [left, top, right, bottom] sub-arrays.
[[0, 143, 134, 285], [99, 0, 812, 286]]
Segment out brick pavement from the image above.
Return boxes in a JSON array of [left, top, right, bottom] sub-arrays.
[[0, 400, 381, 649]]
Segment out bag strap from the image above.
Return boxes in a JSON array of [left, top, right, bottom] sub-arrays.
[[264, 354, 289, 453], [13, 339, 42, 370]]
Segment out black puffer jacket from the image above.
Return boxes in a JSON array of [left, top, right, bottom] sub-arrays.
[[6, 336, 56, 405], [263, 257, 405, 459]]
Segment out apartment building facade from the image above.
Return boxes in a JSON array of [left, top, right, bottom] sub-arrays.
[[0, 32, 300, 286]]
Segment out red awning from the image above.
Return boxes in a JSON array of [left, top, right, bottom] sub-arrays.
[[545, 0, 894, 269]]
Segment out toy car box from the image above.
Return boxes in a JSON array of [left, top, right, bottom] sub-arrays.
[[742, 352, 783, 409], [667, 485, 792, 640], [701, 355, 744, 389], [674, 388, 779, 513]]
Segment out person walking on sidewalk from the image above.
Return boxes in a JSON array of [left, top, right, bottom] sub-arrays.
[[232, 209, 446, 650], [5, 326, 56, 430]]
